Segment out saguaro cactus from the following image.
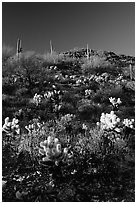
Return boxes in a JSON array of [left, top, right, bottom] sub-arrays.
[[129, 63, 133, 81], [50, 40, 53, 55], [16, 38, 22, 58], [86, 44, 89, 59]]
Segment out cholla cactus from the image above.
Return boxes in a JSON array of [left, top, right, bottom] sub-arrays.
[[85, 89, 92, 97], [25, 119, 43, 133], [2, 117, 20, 134], [123, 118, 135, 129], [33, 93, 43, 106], [25, 124, 35, 133], [44, 90, 61, 100], [54, 104, 62, 112], [44, 91, 53, 99], [109, 97, 122, 107], [99, 111, 121, 132], [76, 79, 82, 86], [39, 136, 72, 166], [60, 114, 75, 126], [82, 123, 88, 130]]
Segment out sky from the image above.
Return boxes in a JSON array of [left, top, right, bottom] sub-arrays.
[[2, 2, 135, 56]]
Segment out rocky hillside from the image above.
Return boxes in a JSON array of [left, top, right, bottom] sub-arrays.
[[61, 48, 135, 67]]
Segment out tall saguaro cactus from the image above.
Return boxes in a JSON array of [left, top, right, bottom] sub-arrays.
[[86, 44, 89, 60], [16, 38, 22, 58], [129, 62, 133, 81], [50, 40, 53, 55]]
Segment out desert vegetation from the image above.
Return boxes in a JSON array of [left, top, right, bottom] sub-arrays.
[[2, 45, 135, 201]]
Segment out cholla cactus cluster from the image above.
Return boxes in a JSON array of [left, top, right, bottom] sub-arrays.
[[109, 97, 122, 107], [60, 114, 75, 126], [25, 119, 44, 133], [2, 117, 20, 134], [33, 93, 43, 106], [44, 90, 61, 100], [39, 136, 70, 166], [44, 91, 54, 99], [123, 118, 135, 129], [99, 111, 121, 131], [25, 124, 36, 133]]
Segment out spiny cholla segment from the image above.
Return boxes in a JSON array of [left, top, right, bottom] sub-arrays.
[[2, 117, 20, 134]]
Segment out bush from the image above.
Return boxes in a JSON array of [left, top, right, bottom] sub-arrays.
[[15, 88, 29, 97], [59, 103, 75, 115], [2, 44, 15, 63], [77, 100, 101, 122], [93, 84, 123, 104], [81, 56, 111, 74], [41, 51, 61, 66]]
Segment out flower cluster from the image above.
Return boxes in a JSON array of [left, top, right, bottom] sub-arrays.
[[2, 117, 20, 134], [39, 136, 72, 166], [123, 118, 135, 129], [33, 93, 43, 106], [99, 111, 121, 131]]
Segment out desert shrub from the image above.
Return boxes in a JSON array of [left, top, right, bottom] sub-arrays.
[[124, 81, 135, 91], [9, 55, 46, 90], [41, 51, 60, 66], [59, 103, 75, 115], [88, 80, 99, 92], [2, 57, 19, 79], [2, 82, 17, 95], [122, 66, 135, 81], [93, 84, 123, 104], [21, 50, 36, 59], [81, 56, 111, 74], [61, 91, 76, 105], [77, 127, 103, 156], [57, 56, 80, 68], [77, 100, 101, 122], [2, 44, 15, 63], [2, 143, 18, 176], [118, 106, 135, 120], [15, 88, 29, 97], [31, 87, 40, 96]]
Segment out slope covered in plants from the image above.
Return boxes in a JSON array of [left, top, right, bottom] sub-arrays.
[[2, 47, 135, 201]]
